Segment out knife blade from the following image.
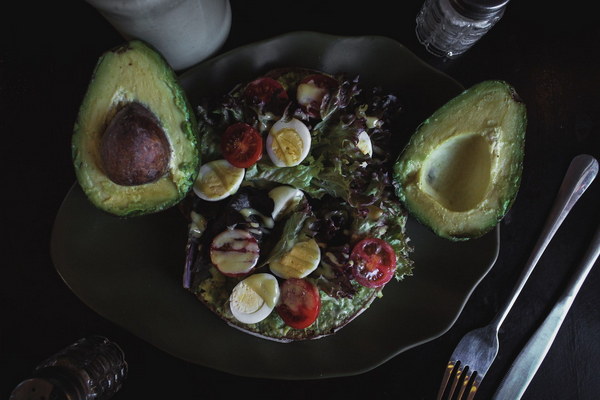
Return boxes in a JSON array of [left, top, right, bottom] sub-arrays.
[[491, 222, 600, 400]]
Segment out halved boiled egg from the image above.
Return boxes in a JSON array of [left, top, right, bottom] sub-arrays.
[[193, 159, 244, 201], [269, 238, 321, 279], [229, 273, 280, 324], [266, 118, 311, 167]]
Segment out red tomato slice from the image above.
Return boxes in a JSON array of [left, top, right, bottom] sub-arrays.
[[351, 238, 397, 288], [221, 122, 263, 168], [243, 77, 289, 115], [296, 73, 339, 118], [276, 278, 321, 330]]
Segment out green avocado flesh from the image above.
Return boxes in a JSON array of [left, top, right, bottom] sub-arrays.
[[393, 80, 526, 241], [72, 40, 199, 217]]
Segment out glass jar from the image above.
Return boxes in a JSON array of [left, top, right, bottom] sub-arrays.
[[416, 0, 509, 58], [85, 0, 232, 71], [10, 336, 127, 400]]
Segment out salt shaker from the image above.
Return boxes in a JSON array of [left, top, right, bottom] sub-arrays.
[[9, 336, 127, 400], [416, 0, 510, 58]]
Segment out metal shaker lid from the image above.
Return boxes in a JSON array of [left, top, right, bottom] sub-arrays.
[[9, 375, 83, 400], [451, 0, 510, 19]]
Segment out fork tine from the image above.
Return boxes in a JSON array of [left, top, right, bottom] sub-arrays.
[[455, 367, 472, 399], [436, 360, 456, 400], [465, 374, 482, 400], [437, 361, 467, 400], [447, 362, 465, 399], [437, 361, 481, 400]]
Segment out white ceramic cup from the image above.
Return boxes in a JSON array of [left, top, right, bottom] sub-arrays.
[[86, 0, 231, 71]]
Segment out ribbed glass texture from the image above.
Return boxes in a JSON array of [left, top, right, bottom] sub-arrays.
[[34, 336, 128, 400], [416, 0, 505, 58]]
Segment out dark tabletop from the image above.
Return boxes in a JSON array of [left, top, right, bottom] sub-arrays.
[[2, 1, 599, 399]]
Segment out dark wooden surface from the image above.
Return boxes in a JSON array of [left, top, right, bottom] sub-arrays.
[[2, 1, 599, 399]]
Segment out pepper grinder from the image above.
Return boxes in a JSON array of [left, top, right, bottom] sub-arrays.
[[10, 336, 127, 400], [416, 0, 510, 58]]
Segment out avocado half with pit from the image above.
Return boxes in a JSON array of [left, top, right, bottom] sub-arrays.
[[72, 40, 199, 217], [393, 80, 526, 241]]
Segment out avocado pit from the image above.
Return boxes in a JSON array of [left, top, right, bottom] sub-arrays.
[[100, 101, 171, 186]]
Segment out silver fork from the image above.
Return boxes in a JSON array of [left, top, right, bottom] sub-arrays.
[[436, 154, 599, 400]]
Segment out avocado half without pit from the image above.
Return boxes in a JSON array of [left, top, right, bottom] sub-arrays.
[[72, 40, 199, 217], [393, 80, 527, 241]]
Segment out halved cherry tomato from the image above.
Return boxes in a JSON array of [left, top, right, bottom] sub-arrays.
[[276, 278, 321, 330], [221, 122, 263, 168], [296, 73, 339, 118], [244, 77, 289, 115], [350, 238, 397, 288]]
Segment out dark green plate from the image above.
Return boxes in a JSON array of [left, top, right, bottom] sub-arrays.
[[51, 32, 499, 379]]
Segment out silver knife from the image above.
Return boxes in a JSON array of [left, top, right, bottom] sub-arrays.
[[492, 222, 600, 400]]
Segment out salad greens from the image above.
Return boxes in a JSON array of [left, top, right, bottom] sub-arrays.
[[184, 67, 414, 341]]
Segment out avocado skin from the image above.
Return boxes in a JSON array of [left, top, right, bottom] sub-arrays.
[[393, 80, 527, 241], [72, 40, 199, 217]]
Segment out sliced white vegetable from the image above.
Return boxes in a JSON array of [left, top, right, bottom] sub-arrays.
[[269, 238, 321, 279], [357, 131, 373, 157], [210, 229, 259, 276], [296, 82, 327, 110], [193, 159, 244, 201], [266, 118, 311, 167], [229, 273, 280, 324], [365, 116, 381, 129], [268, 185, 305, 220]]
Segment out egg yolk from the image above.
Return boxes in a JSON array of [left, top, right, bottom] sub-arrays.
[[270, 127, 304, 166], [230, 281, 265, 314]]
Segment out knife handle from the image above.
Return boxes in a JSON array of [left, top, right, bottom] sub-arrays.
[[490, 154, 598, 331], [492, 222, 600, 400]]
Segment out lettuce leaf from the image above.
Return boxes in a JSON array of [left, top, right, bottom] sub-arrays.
[[259, 209, 316, 268]]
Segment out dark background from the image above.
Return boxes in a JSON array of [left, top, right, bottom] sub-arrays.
[[2, 1, 599, 399]]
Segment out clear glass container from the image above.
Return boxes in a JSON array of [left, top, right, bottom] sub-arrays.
[[86, 0, 232, 71], [416, 0, 509, 58], [10, 336, 127, 400]]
